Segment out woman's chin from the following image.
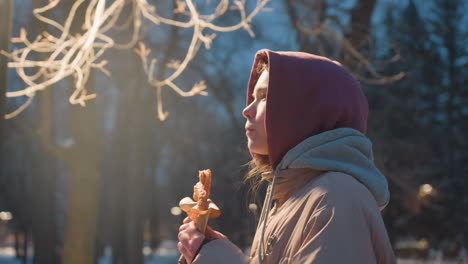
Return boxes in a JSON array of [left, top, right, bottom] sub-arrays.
[[248, 145, 268, 157]]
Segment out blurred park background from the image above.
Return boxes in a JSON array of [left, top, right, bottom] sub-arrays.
[[0, 0, 467, 263]]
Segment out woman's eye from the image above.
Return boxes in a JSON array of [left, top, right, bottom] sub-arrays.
[[258, 92, 266, 100]]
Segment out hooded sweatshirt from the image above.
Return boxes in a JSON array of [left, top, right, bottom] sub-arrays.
[[187, 50, 395, 264]]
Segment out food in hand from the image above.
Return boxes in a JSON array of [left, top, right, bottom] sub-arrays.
[[193, 169, 211, 210], [179, 169, 221, 233]]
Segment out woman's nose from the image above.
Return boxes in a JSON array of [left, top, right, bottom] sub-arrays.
[[242, 102, 255, 119]]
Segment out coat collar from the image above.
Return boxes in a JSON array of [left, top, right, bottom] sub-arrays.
[[261, 168, 322, 207]]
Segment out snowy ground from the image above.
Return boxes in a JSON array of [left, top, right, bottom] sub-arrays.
[[0, 255, 178, 264], [0, 240, 180, 264]]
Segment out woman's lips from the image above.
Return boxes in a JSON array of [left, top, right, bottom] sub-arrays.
[[245, 128, 255, 136]]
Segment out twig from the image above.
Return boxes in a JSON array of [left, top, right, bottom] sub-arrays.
[[2, 0, 269, 119]]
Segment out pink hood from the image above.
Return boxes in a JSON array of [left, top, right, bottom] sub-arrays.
[[246, 49, 369, 170]]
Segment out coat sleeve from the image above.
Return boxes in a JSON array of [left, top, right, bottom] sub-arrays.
[[290, 194, 396, 264], [190, 239, 250, 264]]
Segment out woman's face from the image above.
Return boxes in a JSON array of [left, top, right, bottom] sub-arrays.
[[242, 70, 269, 155]]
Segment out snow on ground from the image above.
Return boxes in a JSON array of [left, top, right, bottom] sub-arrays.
[[0, 240, 180, 264], [0, 255, 178, 264]]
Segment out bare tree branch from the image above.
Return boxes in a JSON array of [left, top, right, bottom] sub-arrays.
[[2, 0, 269, 120], [284, 0, 404, 85]]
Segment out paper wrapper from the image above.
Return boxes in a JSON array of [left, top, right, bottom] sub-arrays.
[[179, 197, 221, 233], [187, 208, 211, 233]]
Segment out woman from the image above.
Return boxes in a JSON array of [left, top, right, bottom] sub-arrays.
[[177, 49, 396, 264]]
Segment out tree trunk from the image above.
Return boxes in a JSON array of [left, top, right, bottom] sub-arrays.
[[62, 101, 99, 264], [338, 0, 376, 71], [61, 1, 99, 262], [0, 0, 12, 125], [346, 0, 377, 49], [28, 1, 61, 262], [108, 48, 149, 264], [30, 87, 60, 264], [109, 2, 182, 262]]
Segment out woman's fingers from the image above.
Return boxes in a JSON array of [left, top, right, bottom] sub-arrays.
[[177, 230, 187, 241], [179, 217, 193, 232], [177, 221, 205, 263], [180, 221, 225, 241], [179, 223, 190, 232], [177, 221, 226, 263], [177, 242, 193, 264], [178, 233, 195, 264]]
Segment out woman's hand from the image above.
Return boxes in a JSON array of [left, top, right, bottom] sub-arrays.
[[178, 217, 205, 264], [177, 217, 227, 264]]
